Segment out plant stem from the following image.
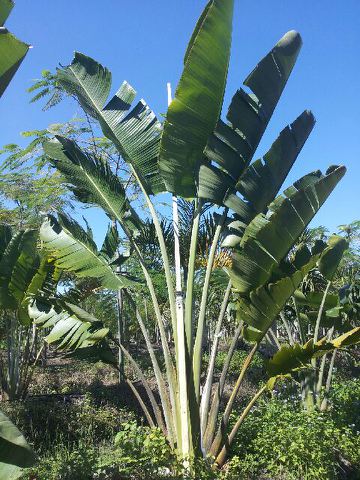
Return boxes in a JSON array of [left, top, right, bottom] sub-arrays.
[[320, 349, 337, 412], [204, 319, 243, 453], [193, 208, 228, 401], [210, 341, 260, 456], [293, 296, 306, 344], [111, 334, 167, 435], [316, 326, 334, 403], [121, 221, 179, 437], [268, 327, 281, 349], [184, 199, 203, 358], [215, 385, 267, 467], [280, 312, 294, 345], [167, 82, 192, 458], [116, 280, 125, 384], [314, 281, 331, 343], [200, 280, 231, 446], [130, 167, 178, 348], [173, 194, 191, 457], [134, 307, 175, 444], [311, 280, 331, 404], [126, 379, 156, 428]]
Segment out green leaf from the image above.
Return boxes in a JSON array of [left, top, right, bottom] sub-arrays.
[[159, 0, 235, 197], [40, 215, 137, 290], [0, 0, 13, 26], [18, 256, 61, 326], [65, 342, 117, 366], [230, 30, 302, 153], [293, 290, 339, 309], [44, 136, 142, 234], [200, 110, 315, 225], [57, 52, 164, 194], [200, 30, 304, 212], [266, 339, 330, 378], [0, 224, 12, 258], [100, 223, 120, 262], [29, 299, 113, 355], [0, 0, 29, 97], [267, 326, 360, 379], [0, 410, 35, 480], [238, 246, 320, 342], [0, 229, 38, 310], [332, 327, 360, 347], [318, 234, 348, 280], [228, 165, 345, 294], [234, 227, 348, 342]]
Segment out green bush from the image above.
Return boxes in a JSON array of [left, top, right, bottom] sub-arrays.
[[225, 391, 360, 480], [14, 372, 360, 479], [21, 422, 218, 480], [97, 422, 218, 479], [2, 393, 136, 454], [21, 445, 97, 480], [329, 378, 360, 432]]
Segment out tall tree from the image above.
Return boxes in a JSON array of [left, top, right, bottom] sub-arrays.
[[25, 0, 360, 471]]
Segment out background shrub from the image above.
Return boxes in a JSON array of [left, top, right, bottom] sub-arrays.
[[226, 382, 360, 480]]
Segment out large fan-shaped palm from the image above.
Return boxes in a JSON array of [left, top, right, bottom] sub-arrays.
[[28, 0, 359, 469]]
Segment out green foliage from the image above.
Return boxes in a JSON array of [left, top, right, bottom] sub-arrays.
[[6, 0, 355, 470], [329, 378, 360, 432], [0, 0, 29, 97], [160, 0, 234, 197], [56, 51, 164, 195], [20, 446, 97, 480], [203, 348, 264, 380], [111, 421, 178, 478], [43, 137, 142, 234], [226, 393, 360, 480], [2, 393, 136, 455], [0, 410, 35, 480]]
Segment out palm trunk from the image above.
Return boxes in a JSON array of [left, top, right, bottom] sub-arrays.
[[116, 285, 125, 384]]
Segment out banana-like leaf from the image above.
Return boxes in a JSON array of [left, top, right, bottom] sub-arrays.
[[0, 226, 61, 325], [44, 136, 142, 234], [293, 290, 339, 309], [0, 229, 38, 310], [0, 0, 13, 25], [18, 256, 61, 325], [0, 0, 29, 97], [236, 232, 348, 342], [159, 0, 234, 197], [332, 327, 360, 347], [40, 215, 137, 290], [56, 52, 164, 194], [100, 223, 119, 261], [228, 166, 345, 295], [267, 326, 360, 379], [306, 309, 352, 331], [239, 245, 321, 342], [29, 299, 114, 356], [199, 31, 306, 215], [200, 109, 315, 229], [318, 235, 348, 280], [0, 409, 35, 480]]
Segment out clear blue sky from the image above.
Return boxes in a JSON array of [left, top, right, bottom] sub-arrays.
[[1, 0, 359, 240]]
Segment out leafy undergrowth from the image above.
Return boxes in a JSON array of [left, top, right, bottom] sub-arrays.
[[226, 378, 360, 480], [2, 354, 359, 479]]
